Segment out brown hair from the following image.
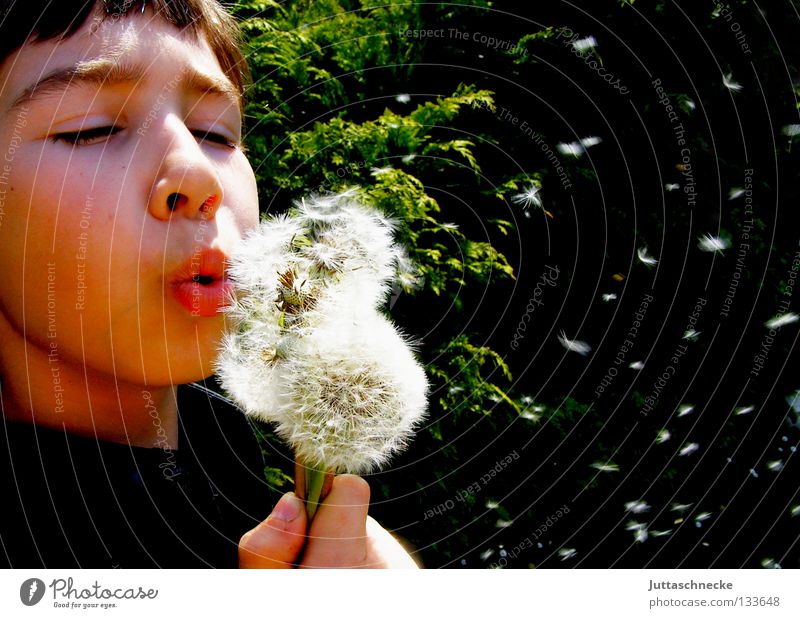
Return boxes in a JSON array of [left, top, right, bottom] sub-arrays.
[[0, 0, 250, 105]]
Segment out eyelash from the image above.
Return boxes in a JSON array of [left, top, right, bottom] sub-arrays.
[[51, 126, 238, 148]]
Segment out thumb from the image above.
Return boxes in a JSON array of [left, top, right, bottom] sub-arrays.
[[238, 492, 307, 568]]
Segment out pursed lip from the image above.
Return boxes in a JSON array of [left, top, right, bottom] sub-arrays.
[[169, 247, 229, 284], [169, 247, 234, 317]]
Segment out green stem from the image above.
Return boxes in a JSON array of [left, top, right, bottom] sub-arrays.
[[304, 462, 328, 520]]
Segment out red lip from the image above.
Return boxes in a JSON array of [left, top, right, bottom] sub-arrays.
[[169, 248, 235, 317]]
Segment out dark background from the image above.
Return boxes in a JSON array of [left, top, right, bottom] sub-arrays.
[[232, 0, 800, 568]]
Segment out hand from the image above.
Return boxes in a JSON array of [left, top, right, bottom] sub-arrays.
[[239, 474, 420, 568]]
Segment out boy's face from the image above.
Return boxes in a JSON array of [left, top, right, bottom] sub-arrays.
[[0, 10, 259, 386]]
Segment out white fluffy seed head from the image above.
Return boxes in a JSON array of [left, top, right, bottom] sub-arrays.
[[215, 190, 429, 474]]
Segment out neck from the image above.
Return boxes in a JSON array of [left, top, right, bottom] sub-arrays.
[[0, 310, 179, 449]]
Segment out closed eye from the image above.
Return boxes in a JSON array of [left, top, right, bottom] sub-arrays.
[[191, 129, 238, 149], [51, 126, 122, 146]]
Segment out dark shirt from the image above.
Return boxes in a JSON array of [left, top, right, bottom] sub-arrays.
[[0, 380, 268, 568]]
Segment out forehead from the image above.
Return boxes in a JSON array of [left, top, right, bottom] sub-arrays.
[[0, 10, 225, 109]]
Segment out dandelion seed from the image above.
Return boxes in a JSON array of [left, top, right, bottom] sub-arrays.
[[761, 558, 781, 569], [370, 166, 393, 177], [629, 361, 644, 370], [395, 93, 411, 104], [683, 329, 701, 340], [651, 529, 672, 537], [521, 395, 534, 405], [698, 233, 730, 253], [602, 293, 617, 302], [558, 547, 577, 561], [448, 385, 464, 395], [625, 520, 646, 531], [556, 136, 601, 158], [486, 500, 500, 510], [764, 313, 799, 329], [520, 410, 541, 422], [722, 72, 743, 92], [679, 442, 699, 456], [511, 185, 543, 210], [634, 528, 648, 543], [781, 124, 800, 137], [480, 548, 494, 561], [679, 98, 696, 113], [728, 187, 745, 200], [786, 389, 800, 413], [665, 183, 680, 191], [572, 36, 597, 53], [657, 429, 671, 444], [496, 519, 513, 528], [677, 404, 695, 417], [767, 460, 784, 472], [637, 247, 657, 266], [401, 154, 416, 164], [625, 500, 651, 514], [734, 405, 754, 415], [790, 505, 800, 517], [591, 462, 619, 473], [694, 512, 711, 527], [557, 330, 592, 355], [749, 468, 759, 478], [671, 502, 693, 513]]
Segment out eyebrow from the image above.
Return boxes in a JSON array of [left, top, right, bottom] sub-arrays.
[[7, 57, 240, 114]]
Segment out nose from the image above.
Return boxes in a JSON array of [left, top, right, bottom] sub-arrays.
[[146, 115, 224, 221]]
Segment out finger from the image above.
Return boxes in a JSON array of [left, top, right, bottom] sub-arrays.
[[238, 492, 307, 568], [301, 474, 370, 568], [364, 516, 421, 569]]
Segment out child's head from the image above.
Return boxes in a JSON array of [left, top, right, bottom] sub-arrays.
[[0, 0, 260, 391]]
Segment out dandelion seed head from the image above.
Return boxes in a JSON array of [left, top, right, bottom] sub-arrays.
[[216, 191, 429, 475]]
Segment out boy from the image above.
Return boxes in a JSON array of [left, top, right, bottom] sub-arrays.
[[0, 0, 416, 568]]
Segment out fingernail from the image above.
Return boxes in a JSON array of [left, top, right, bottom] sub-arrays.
[[270, 492, 302, 523]]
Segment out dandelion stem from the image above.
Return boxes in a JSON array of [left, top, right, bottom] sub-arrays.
[[297, 459, 334, 520]]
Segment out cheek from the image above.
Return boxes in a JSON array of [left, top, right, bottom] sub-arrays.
[[226, 154, 260, 231]]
